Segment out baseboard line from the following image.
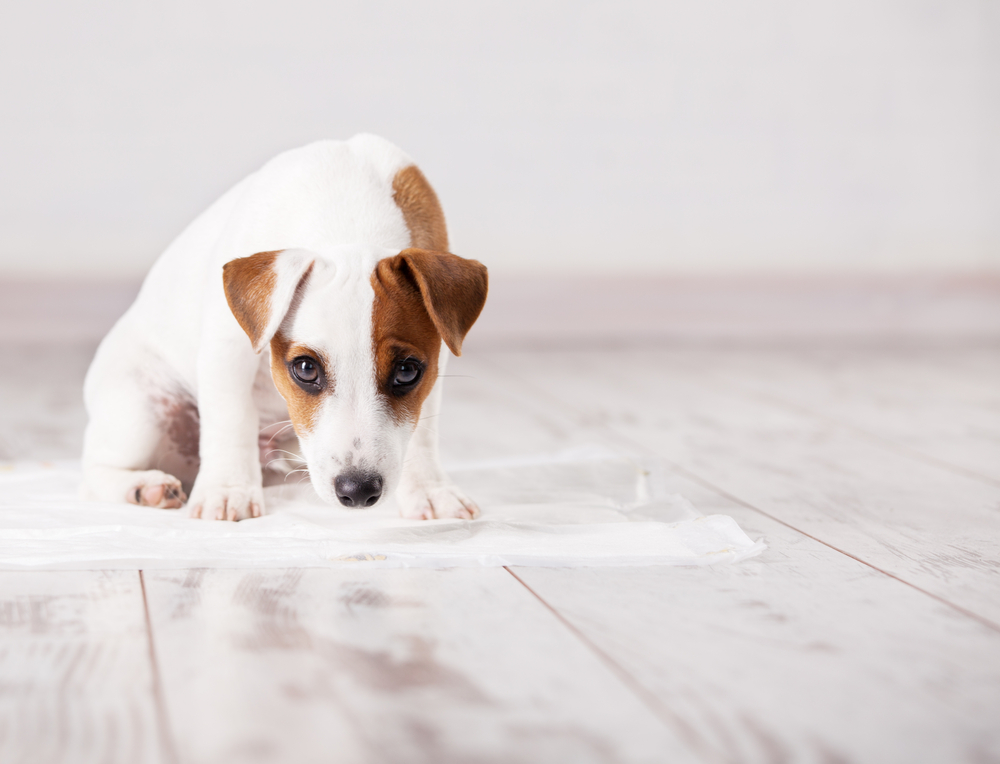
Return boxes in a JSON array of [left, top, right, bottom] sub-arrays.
[[2, 274, 998, 345]]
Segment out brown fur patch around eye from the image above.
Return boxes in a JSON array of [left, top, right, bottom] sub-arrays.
[[222, 251, 282, 349], [378, 166, 486, 424], [392, 165, 449, 252], [269, 333, 329, 435], [371, 261, 443, 426]]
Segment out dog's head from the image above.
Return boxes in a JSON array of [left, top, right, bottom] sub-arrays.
[[222, 245, 487, 508]]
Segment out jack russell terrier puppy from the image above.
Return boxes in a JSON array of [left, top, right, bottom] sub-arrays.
[[81, 134, 488, 522]]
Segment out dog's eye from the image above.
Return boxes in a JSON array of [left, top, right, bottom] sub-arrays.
[[291, 357, 319, 384], [393, 360, 422, 388]]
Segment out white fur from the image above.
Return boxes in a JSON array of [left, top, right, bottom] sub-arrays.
[[81, 135, 477, 521]]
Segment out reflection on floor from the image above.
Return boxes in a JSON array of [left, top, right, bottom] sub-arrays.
[[1, 338, 999, 763]]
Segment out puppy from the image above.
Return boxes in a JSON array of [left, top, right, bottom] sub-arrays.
[[81, 134, 487, 521]]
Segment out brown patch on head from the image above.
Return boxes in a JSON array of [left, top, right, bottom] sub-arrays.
[[222, 251, 281, 350], [269, 332, 329, 436], [393, 165, 449, 252], [372, 249, 488, 424], [371, 260, 442, 425]]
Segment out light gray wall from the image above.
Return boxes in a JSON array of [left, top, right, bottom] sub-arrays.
[[0, 0, 997, 277]]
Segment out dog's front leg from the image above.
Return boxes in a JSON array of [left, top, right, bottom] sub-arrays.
[[186, 338, 264, 521], [395, 358, 480, 520], [193, 247, 316, 520]]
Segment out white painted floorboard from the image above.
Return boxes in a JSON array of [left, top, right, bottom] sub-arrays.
[[142, 567, 687, 764], [513, 518, 1000, 764], [0, 570, 166, 764], [1, 342, 999, 762], [655, 347, 1000, 485], [482, 350, 1000, 627], [446, 352, 1000, 762]]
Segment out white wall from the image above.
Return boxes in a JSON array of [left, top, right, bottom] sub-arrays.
[[0, 0, 997, 278]]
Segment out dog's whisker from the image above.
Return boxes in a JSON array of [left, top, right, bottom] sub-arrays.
[[282, 471, 312, 486], [259, 421, 296, 442], [264, 451, 306, 464], [259, 422, 292, 437], [264, 454, 305, 467], [263, 458, 306, 471], [260, 419, 292, 431], [264, 448, 306, 460], [261, 431, 296, 446]]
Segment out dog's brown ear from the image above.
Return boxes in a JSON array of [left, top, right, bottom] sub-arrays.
[[376, 249, 488, 356], [223, 249, 314, 353]]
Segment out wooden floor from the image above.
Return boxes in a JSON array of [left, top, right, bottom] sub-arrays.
[[1, 339, 999, 763]]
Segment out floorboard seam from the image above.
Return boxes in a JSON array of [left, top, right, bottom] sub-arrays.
[[670, 467, 1000, 635], [722, 384, 1000, 489], [503, 566, 722, 764], [486, 355, 1000, 636], [139, 570, 180, 764]]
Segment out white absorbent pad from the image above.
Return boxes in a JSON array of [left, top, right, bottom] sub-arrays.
[[0, 448, 765, 569]]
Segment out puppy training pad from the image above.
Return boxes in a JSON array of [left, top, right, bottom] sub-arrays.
[[0, 448, 765, 569]]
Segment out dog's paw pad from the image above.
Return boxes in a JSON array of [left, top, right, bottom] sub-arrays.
[[129, 474, 186, 509]]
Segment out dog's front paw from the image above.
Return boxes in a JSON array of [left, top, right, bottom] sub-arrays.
[[187, 484, 263, 521], [126, 470, 187, 509], [398, 483, 480, 521]]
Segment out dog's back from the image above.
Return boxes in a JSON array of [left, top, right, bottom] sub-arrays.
[[117, 135, 419, 385]]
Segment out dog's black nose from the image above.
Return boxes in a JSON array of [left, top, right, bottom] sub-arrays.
[[334, 471, 383, 508]]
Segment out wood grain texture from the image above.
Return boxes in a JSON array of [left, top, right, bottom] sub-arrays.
[[652, 347, 1000, 485], [0, 570, 167, 764], [437, 356, 1000, 761], [142, 567, 691, 764], [511, 508, 1000, 764], [481, 349, 1000, 626], [4, 337, 1000, 762]]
